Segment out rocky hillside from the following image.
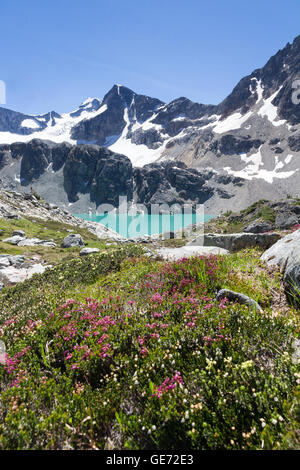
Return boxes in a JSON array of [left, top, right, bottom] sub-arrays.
[[204, 198, 300, 233], [0, 189, 122, 240], [0, 35, 299, 212]]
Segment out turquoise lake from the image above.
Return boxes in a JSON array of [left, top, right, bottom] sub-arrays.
[[75, 213, 215, 238]]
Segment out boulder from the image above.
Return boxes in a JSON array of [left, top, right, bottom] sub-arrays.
[[12, 230, 26, 237], [9, 255, 26, 266], [156, 245, 229, 260], [18, 238, 57, 247], [261, 229, 300, 270], [188, 232, 280, 252], [261, 229, 300, 304], [3, 235, 26, 245], [61, 233, 84, 248], [0, 257, 10, 268], [275, 212, 299, 230], [79, 247, 100, 256], [0, 263, 47, 285], [243, 220, 273, 234], [216, 289, 263, 312], [0, 254, 25, 268]]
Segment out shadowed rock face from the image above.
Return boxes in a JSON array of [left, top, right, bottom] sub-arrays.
[[71, 85, 164, 145], [209, 135, 263, 156], [20, 139, 55, 184], [0, 139, 245, 211], [63, 144, 134, 206]]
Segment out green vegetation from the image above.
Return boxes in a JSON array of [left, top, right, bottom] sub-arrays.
[[0, 242, 299, 450], [205, 199, 277, 234], [0, 216, 114, 264]]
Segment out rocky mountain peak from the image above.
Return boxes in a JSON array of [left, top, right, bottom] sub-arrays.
[[217, 34, 300, 122]]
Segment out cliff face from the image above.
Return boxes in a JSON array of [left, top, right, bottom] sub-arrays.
[[0, 139, 247, 213]]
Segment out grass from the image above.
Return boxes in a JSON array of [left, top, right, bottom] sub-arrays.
[[205, 200, 277, 234], [0, 242, 299, 450], [0, 216, 115, 264]]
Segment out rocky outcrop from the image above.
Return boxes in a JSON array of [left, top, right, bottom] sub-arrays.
[[209, 135, 263, 156], [0, 253, 51, 286], [156, 245, 229, 260], [133, 161, 243, 208], [243, 220, 272, 233], [188, 232, 281, 252], [0, 190, 124, 241], [20, 139, 54, 184], [0, 263, 49, 286], [275, 212, 299, 229], [261, 229, 300, 304], [3, 230, 56, 247]]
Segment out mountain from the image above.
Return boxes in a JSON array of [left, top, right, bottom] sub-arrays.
[[0, 34, 299, 212], [0, 84, 215, 167]]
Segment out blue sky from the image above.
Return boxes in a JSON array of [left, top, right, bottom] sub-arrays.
[[1, 0, 299, 114]]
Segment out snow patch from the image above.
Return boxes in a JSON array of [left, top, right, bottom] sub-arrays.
[[285, 154, 293, 165], [224, 147, 297, 183], [20, 119, 41, 129], [258, 88, 287, 127], [108, 107, 169, 166], [213, 111, 252, 134]]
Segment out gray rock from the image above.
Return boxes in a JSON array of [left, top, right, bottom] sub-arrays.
[[156, 245, 229, 260], [61, 233, 84, 248], [261, 229, 300, 304], [0, 254, 26, 268], [243, 220, 273, 234], [0, 257, 10, 268], [12, 230, 26, 237], [0, 263, 47, 285], [17, 238, 57, 247], [284, 263, 300, 304], [292, 338, 300, 364], [275, 212, 299, 230], [216, 289, 263, 312], [9, 255, 26, 266], [79, 247, 100, 256], [188, 232, 280, 252], [261, 229, 300, 270], [5, 214, 22, 220], [3, 235, 26, 245]]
